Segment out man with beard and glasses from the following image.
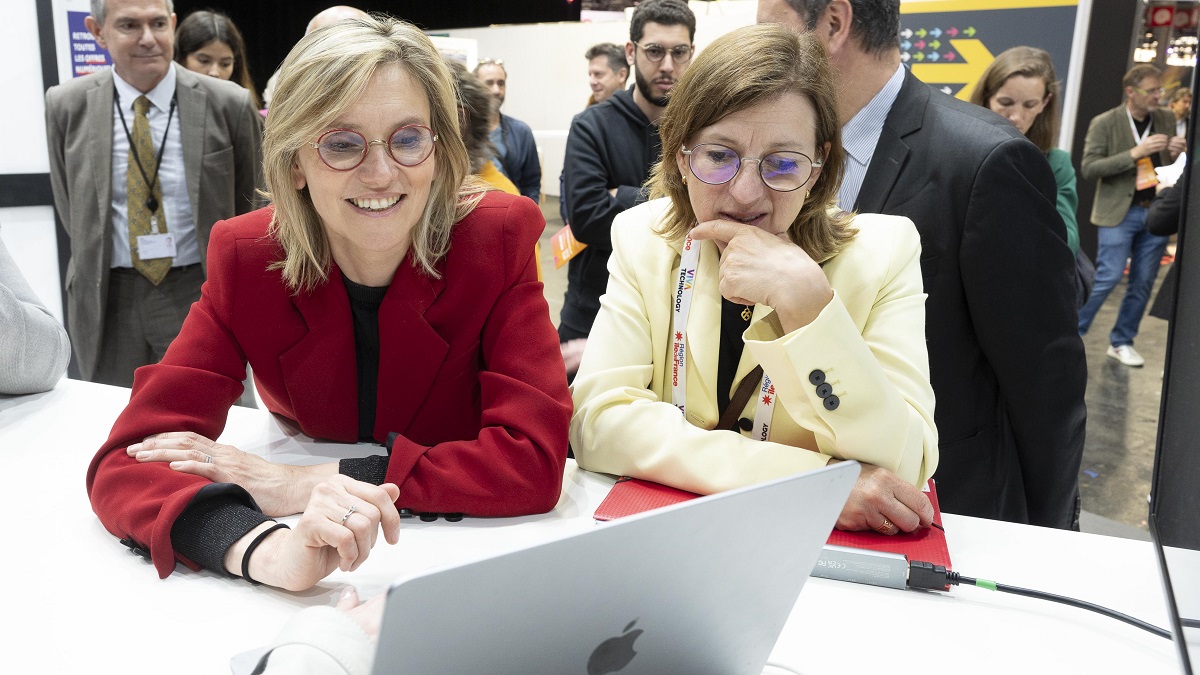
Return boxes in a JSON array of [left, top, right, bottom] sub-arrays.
[[559, 0, 695, 378]]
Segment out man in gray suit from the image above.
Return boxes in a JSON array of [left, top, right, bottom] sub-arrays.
[[45, 0, 262, 386], [759, 0, 1087, 529]]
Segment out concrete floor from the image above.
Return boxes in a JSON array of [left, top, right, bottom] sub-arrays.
[[1076, 264, 1172, 541], [537, 197, 1167, 541]]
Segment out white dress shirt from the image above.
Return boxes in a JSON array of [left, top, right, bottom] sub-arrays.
[[110, 63, 200, 268], [837, 63, 906, 212]]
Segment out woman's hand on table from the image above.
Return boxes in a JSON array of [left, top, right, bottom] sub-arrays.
[[833, 462, 934, 535], [230, 476, 402, 592], [127, 431, 337, 517], [689, 219, 833, 333]]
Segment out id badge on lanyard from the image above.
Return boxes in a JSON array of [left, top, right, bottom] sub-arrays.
[[671, 234, 777, 441]]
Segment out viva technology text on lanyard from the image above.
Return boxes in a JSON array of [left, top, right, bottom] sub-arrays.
[[671, 234, 777, 441]]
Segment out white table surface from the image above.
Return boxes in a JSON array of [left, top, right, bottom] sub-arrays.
[[0, 378, 1191, 673]]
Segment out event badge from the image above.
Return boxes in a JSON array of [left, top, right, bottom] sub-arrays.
[[551, 224, 587, 269], [137, 233, 177, 260], [1135, 157, 1159, 191]]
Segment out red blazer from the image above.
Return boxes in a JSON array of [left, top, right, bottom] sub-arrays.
[[86, 192, 571, 578]]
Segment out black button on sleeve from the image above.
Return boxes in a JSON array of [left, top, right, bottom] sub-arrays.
[[823, 395, 840, 411], [808, 369, 825, 385], [738, 417, 753, 431], [816, 383, 833, 398]]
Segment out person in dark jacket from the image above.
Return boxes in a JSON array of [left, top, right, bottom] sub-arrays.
[[558, 43, 630, 228], [759, 0, 1086, 530], [1148, 174, 1184, 321], [475, 59, 542, 203], [559, 0, 696, 372]]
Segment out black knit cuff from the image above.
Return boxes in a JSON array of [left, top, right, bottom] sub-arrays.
[[172, 484, 271, 575], [340, 454, 389, 485]]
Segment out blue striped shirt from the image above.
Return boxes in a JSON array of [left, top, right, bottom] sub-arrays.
[[837, 64, 906, 211]]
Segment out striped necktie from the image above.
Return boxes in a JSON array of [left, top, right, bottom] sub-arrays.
[[127, 95, 170, 285]]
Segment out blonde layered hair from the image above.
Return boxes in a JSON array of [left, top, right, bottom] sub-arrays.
[[264, 15, 486, 291], [648, 23, 853, 262]]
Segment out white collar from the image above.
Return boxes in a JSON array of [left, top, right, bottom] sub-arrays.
[[841, 63, 906, 164], [112, 62, 177, 113]]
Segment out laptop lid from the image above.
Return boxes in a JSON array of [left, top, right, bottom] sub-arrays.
[[1150, 513, 1199, 674], [371, 461, 859, 675]]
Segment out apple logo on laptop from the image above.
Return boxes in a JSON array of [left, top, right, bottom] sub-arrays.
[[587, 619, 643, 674]]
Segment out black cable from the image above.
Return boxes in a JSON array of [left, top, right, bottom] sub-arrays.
[[949, 572, 1170, 639], [906, 561, 1194, 641]]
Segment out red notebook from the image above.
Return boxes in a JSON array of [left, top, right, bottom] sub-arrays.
[[593, 476, 952, 570]]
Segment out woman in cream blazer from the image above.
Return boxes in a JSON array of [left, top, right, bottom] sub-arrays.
[[571, 24, 938, 534]]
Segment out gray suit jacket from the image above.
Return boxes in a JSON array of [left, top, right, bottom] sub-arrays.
[[1080, 103, 1175, 226], [855, 69, 1087, 529], [44, 66, 263, 380]]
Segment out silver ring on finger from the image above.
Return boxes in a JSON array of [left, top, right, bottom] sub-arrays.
[[203, 454, 213, 464], [340, 505, 358, 525]]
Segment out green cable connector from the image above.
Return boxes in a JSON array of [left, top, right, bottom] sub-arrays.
[[975, 578, 998, 591]]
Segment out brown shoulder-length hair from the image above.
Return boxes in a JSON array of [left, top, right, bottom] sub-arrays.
[[648, 23, 853, 262], [263, 15, 487, 292], [971, 46, 1060, 153], [174, 10, 261, 109], [445, 59, 497, 174]]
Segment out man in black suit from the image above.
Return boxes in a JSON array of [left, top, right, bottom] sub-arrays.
[[758, 0, 1087, 529]]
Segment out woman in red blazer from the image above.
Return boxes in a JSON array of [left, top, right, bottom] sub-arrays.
[[85, 16, 570, 591]]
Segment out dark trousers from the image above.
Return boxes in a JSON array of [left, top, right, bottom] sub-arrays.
[[92, 264, 203, 388]]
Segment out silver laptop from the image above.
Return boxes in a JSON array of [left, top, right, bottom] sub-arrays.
[[371, 461, 858, 675]]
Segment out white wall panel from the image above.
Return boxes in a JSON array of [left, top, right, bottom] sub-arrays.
[[2, 0, 50, 174], [0, 206, 62, 325]]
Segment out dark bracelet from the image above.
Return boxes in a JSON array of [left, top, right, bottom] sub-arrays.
[[241, 522, 290, 585]]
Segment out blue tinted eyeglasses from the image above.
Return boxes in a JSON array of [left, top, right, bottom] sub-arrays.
[[682, 143, 822, 192]]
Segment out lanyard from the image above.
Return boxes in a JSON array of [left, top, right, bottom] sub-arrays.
[[1127, 108, 1152, 146], [671, 234, 777, 441], [114, 86, 177, 214]]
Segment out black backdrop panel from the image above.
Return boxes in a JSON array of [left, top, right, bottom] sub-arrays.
[[1152, 72, 1200, 551], [172, 2, 581, 96]]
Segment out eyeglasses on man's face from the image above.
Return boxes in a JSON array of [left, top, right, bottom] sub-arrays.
[[1133, 86, 1166, 97], [635, 42, 693, 63], [309, 125, 438, 171], [682, 143, 822, 193]]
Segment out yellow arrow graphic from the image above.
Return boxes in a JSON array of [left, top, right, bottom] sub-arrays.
[[910, 39, 995, 101]]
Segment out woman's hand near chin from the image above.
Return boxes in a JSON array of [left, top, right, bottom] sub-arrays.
[[689, 219, 833, 333]]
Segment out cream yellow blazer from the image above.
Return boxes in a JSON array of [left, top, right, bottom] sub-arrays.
[[570, 198, 938, 494]]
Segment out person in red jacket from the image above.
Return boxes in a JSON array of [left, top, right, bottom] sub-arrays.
[[86, 15, 571, 592]]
